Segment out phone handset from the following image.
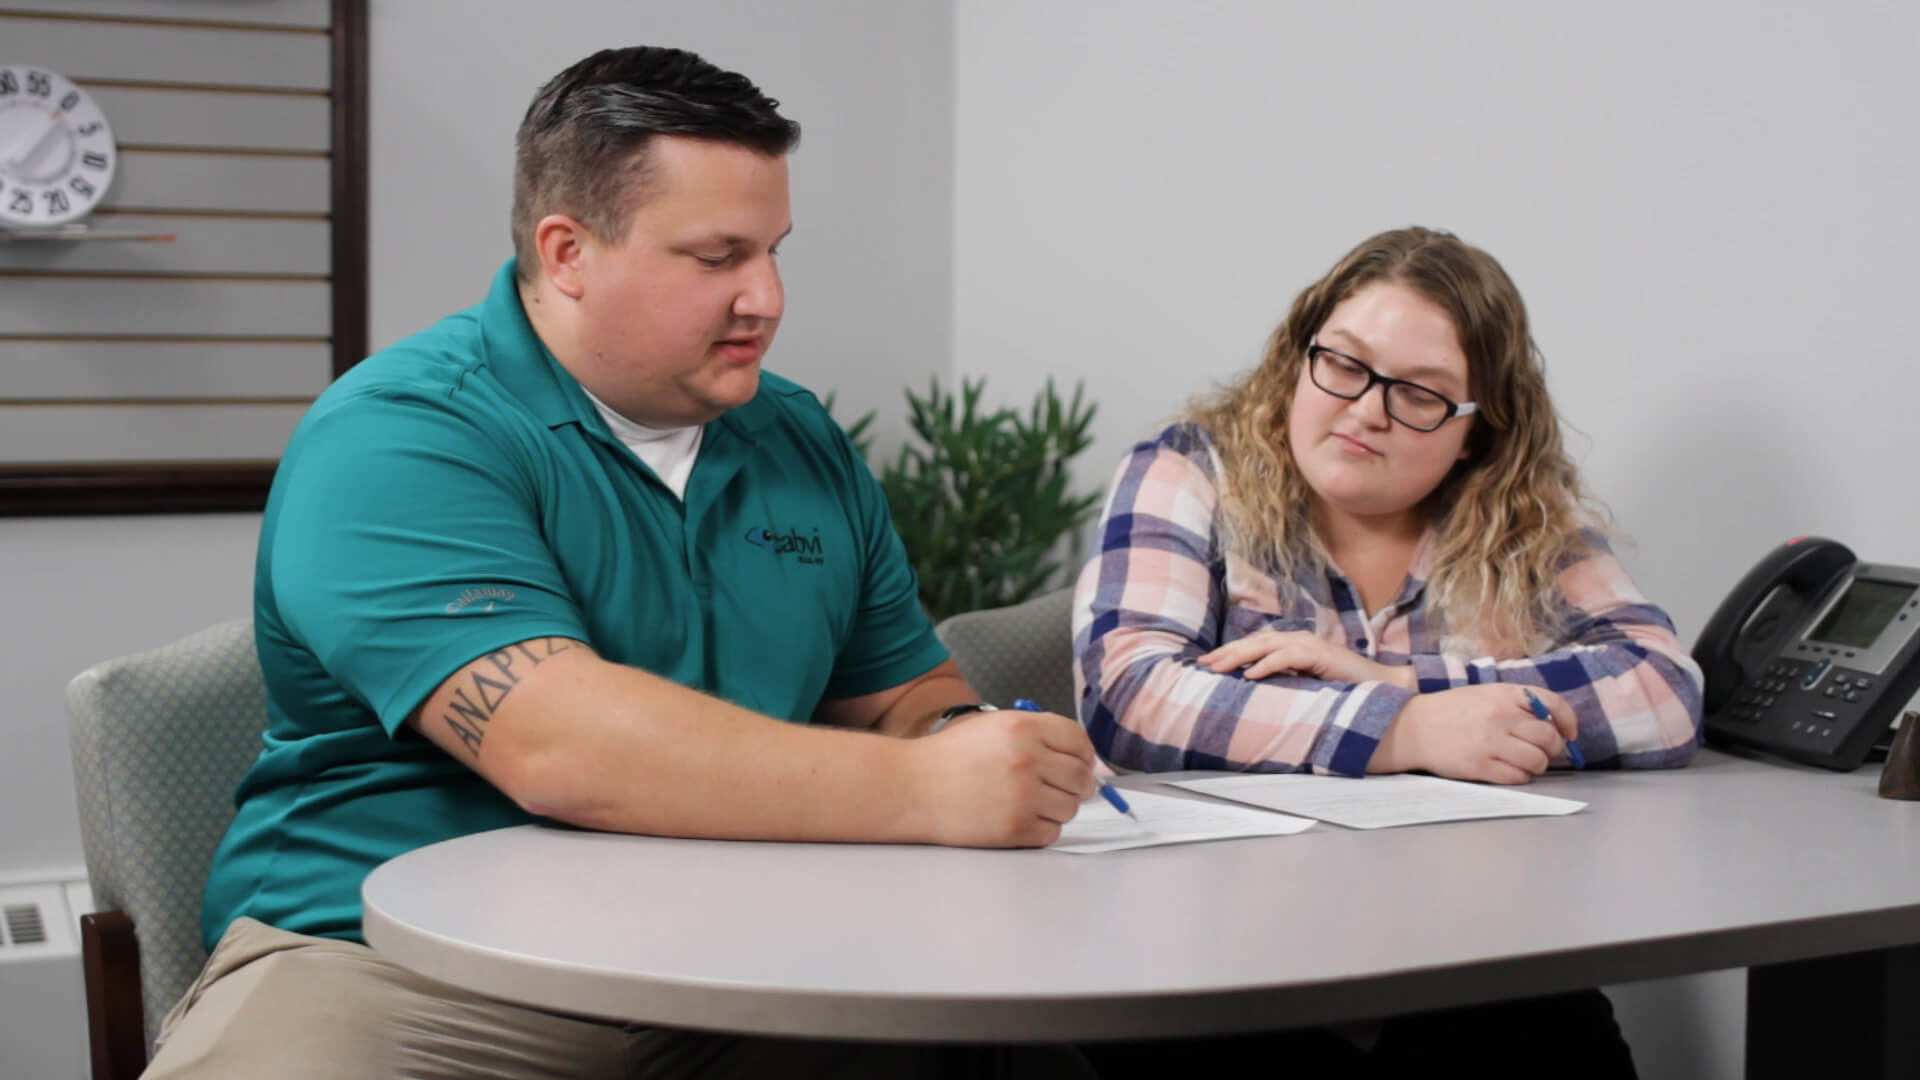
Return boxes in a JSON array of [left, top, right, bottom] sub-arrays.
[[1693, 536, 1856, 715]]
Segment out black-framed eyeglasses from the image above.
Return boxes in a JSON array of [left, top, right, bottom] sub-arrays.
[[1305, 342, 1477, 433]]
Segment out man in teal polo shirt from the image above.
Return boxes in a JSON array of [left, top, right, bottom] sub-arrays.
[[144, 46, 1099, 1079]]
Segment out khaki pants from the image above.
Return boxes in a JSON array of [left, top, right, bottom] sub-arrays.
[[145, 917, 1092, 1079]]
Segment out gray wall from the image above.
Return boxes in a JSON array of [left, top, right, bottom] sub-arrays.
[[955, 0, 1920, 646]]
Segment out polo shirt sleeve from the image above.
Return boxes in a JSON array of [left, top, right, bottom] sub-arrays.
[[822, 433, 948, 699], [265, 389, 589, 734]]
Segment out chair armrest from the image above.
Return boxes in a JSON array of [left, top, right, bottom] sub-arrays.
[[80, 910, 147, 1080]]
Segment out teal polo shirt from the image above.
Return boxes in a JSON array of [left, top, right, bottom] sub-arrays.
[[202, 259, 947, 949]]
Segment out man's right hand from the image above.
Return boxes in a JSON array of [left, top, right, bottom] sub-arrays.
[[903, 708, 1098, 847]]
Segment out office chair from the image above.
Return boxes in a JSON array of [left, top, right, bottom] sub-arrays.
[[932, 587, 1078, 717], [66, 618, 265, 1080]]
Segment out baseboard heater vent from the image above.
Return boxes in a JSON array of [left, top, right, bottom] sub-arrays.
[[0, 883, 77, 961], [2, 900, 48, 947]]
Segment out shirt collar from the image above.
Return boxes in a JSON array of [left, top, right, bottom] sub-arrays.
[[1309, 526, 1437, 613], [1397, 529, 1436, 609], [474, 258, 605, 434]]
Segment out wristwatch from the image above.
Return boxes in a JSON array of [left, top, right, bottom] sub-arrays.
[[928, 701, 997, 734]]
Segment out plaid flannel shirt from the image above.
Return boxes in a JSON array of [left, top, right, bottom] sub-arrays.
[[1073, 424, 1704, 774]]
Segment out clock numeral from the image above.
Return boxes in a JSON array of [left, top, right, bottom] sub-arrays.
[[77, 121, 104, 137], [69, 176, 96, 198], [0, 71, 16, 96], [82, 151, 109, 170], [44, 189, 69, 214], [60, 91, 80, 112], [25, 71, 50, 97], [9, 189, 32, 216]]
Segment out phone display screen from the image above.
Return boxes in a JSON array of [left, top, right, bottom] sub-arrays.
[[1808, 578, 1917, 649]]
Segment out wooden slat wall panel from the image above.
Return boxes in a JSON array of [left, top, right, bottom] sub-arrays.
[[0, 0, 363, 514], [0, 15, 330, 89], [1, 342, 332, 398], [99, 151, 330, 213], [0, 279, 330, 336], [0, 215, 328, 273], [86, 86, 330, 152], [0, 403, 308, 462], [0, 0, 329, 27]]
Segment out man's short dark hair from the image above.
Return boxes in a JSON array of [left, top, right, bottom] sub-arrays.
[[511, 46, 801, 282]]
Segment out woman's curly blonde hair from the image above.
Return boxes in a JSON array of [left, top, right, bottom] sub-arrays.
[[1185, 226, 1604, 653]]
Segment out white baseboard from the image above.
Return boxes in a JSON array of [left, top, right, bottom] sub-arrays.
[[0, 878, 88, 1078]]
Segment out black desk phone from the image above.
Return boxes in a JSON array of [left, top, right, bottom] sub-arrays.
[[1697, 537, 1920, 770]]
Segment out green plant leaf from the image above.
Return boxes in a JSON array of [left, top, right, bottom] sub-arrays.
[[874, 374, 1104, 621], [820, 390, 878, 463]]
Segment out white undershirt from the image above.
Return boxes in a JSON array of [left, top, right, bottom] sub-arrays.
[[580, 387, 704, 499]]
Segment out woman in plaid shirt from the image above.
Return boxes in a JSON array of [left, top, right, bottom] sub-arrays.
[[1075, 227, 1703, 784], [1073, 227, 1700, 1078]]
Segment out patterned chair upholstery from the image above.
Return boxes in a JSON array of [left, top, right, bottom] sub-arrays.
[[933, 587, 1078, 716], [66, 618, 265, 1080]]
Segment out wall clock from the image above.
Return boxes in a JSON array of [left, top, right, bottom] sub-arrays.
[[0, 63, 117, 228]]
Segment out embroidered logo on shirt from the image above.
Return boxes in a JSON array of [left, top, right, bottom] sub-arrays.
[[445, 586, 516, 614], [744, 525, 825, 565]]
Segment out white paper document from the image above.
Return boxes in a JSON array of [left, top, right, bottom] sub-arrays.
[[1048, 788, 1316, 854], [1166, 773, 1586, 830]]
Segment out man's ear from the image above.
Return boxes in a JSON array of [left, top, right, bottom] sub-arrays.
[[534, 213, 591, 300]]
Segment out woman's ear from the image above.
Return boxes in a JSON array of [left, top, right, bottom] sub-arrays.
[[1463, 418, 1494, 463]]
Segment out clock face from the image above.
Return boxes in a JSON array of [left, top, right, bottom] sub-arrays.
[[0, 65, 117, 228]]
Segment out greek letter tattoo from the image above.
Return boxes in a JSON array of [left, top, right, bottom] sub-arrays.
[[439, 637, 576, 757]]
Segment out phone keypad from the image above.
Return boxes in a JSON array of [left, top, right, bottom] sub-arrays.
[[1726, 660, 1806, 724], [1722, 658, 1871, 742]]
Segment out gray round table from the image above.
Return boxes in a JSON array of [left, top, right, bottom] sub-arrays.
[[361, 752, 1920, 1043]]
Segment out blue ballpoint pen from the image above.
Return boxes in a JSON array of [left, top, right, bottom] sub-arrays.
[[1524, 689, 1584, 769], [1009, 697, 1139, 821]]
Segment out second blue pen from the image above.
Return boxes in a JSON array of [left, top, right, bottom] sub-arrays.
[[1523, 689, 1584, 769], [1009, 697, 1139, 821]]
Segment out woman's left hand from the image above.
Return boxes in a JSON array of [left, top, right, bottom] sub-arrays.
[[1198, 630, 1416, 689]]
